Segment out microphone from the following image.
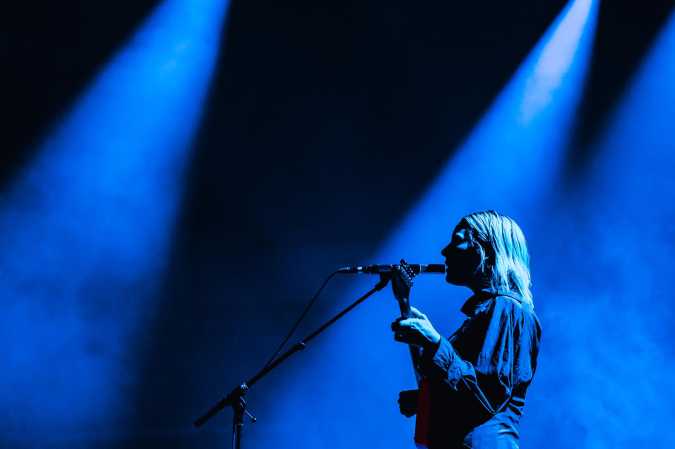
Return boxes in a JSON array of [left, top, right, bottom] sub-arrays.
[[337, 263, 446, 275]]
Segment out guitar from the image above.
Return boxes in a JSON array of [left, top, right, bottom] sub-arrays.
[[393, 259, 431, 449]]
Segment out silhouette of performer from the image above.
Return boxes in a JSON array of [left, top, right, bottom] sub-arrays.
[[390, 211, 542, 449]]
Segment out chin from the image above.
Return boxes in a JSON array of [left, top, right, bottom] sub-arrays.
[[445, 272, 463, 286]]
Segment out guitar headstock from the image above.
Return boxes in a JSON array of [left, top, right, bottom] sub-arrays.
[[397, 259, 416, 289], [395, 259, 416, 317]]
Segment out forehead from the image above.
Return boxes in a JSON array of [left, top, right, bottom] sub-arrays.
[[452, 220, 471, 238]]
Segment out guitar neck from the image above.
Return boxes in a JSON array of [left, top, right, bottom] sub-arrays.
[[398, 297, 423, 385]]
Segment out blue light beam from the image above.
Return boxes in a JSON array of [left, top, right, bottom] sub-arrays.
[[0, 0, 229, 444], [531, 9, 675, 448], [383, 0, 599, 254]]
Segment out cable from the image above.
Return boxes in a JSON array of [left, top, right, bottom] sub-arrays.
[[261, 270, 340, 369]]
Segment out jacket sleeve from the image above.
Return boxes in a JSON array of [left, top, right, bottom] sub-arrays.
[[419, 297, 535, 416]]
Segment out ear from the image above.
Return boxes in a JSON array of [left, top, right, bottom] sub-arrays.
[[471, 238, 490, 274]]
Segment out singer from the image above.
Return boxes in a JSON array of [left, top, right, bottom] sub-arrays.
[[389, 210, 541, 449]]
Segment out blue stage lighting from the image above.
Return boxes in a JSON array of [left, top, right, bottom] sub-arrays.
[[534, 10, 675, 448], [0, 0, 229, 445]]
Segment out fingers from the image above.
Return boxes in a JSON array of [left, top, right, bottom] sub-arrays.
[[390, 316, 405, 331], [398, 389, 418, 417], [409, 306, 426, 319], [399, 389, 419, 401], [392, 320, 417, 344], [391, 318, 406, 342], [391, 318, 417, 332]]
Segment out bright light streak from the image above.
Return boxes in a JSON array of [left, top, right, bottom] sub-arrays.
[[587, 8, 675, 197], [544, 10, 675, 447], [0, 0, 229, 443], [382, 0, 599, 285], [521, 0, 595, 122]]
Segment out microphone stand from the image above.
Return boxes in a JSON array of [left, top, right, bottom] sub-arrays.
[[193, 276, 391, 449]]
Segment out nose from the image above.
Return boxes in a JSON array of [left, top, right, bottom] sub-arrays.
[[441, 244, 450, 258]]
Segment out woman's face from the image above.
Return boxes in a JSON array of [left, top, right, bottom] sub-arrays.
[[441, 221, 482, 286]]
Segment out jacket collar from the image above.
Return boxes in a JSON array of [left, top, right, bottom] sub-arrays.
[[460, 287, 523, 316]]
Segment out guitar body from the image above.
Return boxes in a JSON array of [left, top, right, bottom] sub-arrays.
[[394, 261, 431, 449]]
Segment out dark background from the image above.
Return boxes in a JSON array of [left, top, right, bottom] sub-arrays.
[[3, 1, 674, 448]]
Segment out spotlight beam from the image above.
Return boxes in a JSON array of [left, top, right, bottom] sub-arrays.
[[0, 0, 230, 444]]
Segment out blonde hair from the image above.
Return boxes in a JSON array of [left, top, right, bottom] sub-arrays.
[[462, 210, 533, 306]]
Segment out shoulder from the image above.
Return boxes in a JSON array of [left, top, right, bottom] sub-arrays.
[[478, 295, 538, 328], [472, 296, 541, 348], [493, 295, 542, 340], [475, 294, 520, 316]]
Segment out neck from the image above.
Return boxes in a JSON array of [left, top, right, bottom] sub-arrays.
[[468, 275, 491, 295]]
